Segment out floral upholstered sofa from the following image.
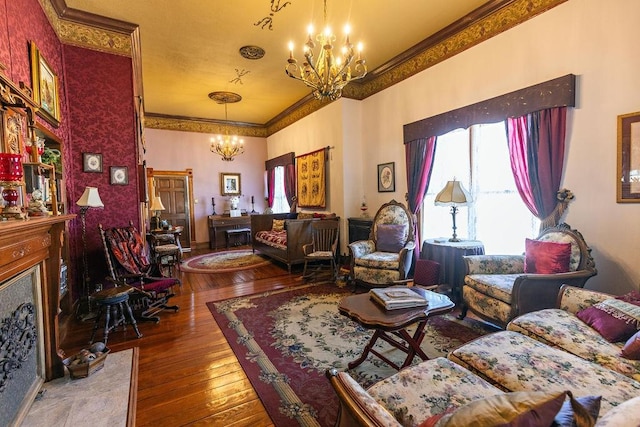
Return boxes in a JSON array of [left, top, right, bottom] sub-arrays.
[[327, 286, 640, 426]]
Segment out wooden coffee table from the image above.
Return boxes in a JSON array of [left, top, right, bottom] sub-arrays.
[[338, 288, 455, 370]]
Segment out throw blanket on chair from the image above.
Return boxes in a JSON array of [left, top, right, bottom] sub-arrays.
[[105, 226, 153, 276]]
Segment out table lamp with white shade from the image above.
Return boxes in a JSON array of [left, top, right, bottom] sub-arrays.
[[150, 195, 166, 230], [434, 180, 471, 242]]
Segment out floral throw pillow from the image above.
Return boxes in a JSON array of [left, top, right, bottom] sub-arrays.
[[271, 219, 285, 232]]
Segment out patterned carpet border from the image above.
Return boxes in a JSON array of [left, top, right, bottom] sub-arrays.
[[207, 284, 496, 427], [180, 249, 271, 273]]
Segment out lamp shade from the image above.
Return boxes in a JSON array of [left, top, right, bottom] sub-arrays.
[[434, 180, 471, 206], [150, 195, 165, 211], [0, 153, 23, 182], [76, 186, 104, 208]]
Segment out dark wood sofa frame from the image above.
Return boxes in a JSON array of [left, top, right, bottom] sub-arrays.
[[251, 213, 317, 272]]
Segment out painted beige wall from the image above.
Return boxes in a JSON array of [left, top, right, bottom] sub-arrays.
[[145, 128, 268, 244], [268, 0, 640, 293]]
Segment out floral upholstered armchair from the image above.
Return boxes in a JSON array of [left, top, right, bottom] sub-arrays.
[[348, 200, 415, 288], [459, 222, 597, 328]]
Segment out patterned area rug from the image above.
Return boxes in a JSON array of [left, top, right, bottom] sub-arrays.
[[207, 284, 498, 427], [180, 250, 271, 273]]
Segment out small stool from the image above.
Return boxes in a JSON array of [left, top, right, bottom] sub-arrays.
[[225, 228, 251, 248], [90, 286, 142, 345]]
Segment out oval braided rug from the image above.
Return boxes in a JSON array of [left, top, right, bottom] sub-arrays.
[[181, 250, 271, 273]]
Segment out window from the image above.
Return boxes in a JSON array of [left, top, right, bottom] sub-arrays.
[[422, 122, 539, 253], [272, 166, 290, 213]]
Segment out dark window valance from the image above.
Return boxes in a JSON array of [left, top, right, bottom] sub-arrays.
[[265, 152, 295, 170], [403, 74, 575, 143]]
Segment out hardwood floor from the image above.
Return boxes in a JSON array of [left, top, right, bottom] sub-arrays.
[[59, 246, 303, 426]]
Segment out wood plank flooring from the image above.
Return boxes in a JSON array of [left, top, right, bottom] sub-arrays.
[[59, 246, 304, 426]]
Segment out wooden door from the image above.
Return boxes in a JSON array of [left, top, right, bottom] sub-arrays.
[[148, 169, 194, 251]]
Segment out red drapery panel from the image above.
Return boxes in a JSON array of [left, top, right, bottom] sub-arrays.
[[507, 106, 567, 228], [405, 136, 437, 257]]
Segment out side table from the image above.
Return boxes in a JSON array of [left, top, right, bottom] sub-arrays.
[[421, 239, 484, 303]]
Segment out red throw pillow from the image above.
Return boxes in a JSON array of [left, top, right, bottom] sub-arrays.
[[576, 299, 640, 342], [621, 331, 640, 360], [524, 238, 572, 274]]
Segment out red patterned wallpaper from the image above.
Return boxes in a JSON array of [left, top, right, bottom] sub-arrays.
[[64, 45, 138, 283], [1, 0, 138, 294]]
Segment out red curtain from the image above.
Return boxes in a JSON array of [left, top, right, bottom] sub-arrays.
[[506, 107, 567, 229], [405, 136, 437, 256]]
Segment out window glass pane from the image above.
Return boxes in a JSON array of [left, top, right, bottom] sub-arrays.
[[421, 122, 539, 253], [272, 166, 290, 213], [423, 128, 470, 240]]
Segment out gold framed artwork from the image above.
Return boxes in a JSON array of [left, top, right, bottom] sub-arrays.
[[617, 112, 640, 202], [377, 162, 395, 192], [220, 172, 241, 196], [30, 41, 61, 128]]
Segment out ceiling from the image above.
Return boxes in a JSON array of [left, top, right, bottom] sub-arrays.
[[63, 0, 493, 126]]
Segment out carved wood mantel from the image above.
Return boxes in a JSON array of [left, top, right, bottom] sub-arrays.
[[0, 214, 74, 380]]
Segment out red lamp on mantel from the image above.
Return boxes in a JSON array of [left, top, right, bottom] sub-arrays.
[[0, 153, 24, 217]]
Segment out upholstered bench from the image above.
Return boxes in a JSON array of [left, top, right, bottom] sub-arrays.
[[448, 331, 640, 418], [225, 227, 251, 248]]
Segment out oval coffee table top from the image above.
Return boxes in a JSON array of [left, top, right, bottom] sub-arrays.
[[338, 287, 454, 331]]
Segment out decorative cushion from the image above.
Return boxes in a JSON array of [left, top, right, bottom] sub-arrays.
[[272, 219, 285, 231], [576, 299, 640, 342], [622, 331, 640, 360], [297, 212, 314, 219], [524, 238, 571, 274], [435, 391, 567, 427], [376, 224, 407, 253], [553, 394, 601, 427]]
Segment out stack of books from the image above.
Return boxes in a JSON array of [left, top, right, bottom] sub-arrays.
[[369, 287, 428, 310]]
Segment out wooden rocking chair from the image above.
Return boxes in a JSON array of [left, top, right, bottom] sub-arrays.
[[99, 222, 180, 323]]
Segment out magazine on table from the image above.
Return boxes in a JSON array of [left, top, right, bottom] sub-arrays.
[[369, 287, 428, 310]]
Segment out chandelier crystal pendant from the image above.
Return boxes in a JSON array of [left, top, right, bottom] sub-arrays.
[[209, 100, 245, 162], [286, 0, 367, 101]]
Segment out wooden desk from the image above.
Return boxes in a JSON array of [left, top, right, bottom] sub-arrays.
[[338, 289, 454, 370], [208, 215, 251, 249]]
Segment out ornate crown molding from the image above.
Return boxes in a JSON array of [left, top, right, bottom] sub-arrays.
[[145, 114, 268, 138], [42, 0, 566, 136], [40, 0, 133, 56]]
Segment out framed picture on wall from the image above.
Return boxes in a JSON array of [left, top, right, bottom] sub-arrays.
[[617, 111, 640, 202], [110, 166, 129, 185], [377, 162, 395, 192], [220, 172, 241, 196], [83, 153, 103, 173], [29, 41, 61, 128]]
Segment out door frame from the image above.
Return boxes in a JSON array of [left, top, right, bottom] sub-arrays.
[[147, 168, 196, 247]]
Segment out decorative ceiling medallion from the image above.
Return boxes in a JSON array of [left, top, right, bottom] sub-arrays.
[[207, 91, 242, 104], [239, 45, 266, 60]]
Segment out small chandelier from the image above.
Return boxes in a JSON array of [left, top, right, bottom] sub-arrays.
[[286, 0, 367, 101], [209, 93, 245, 162]]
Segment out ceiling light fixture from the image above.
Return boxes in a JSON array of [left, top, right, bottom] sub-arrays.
[[208, 92, 245, 162], [286, 0, 367, 101]]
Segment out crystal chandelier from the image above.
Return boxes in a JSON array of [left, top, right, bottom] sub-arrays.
[[209, 99, 244, 162], [286, 0, 367, 101]]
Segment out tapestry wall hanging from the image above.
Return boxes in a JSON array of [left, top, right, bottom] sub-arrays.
[[296, 147, 327, 208]]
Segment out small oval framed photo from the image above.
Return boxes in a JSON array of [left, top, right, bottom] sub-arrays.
[[377, 162, 395, 192], [110, 166, 129, 185]]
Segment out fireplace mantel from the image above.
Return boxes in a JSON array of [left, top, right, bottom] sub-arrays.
[[0, 214, 74, 380]]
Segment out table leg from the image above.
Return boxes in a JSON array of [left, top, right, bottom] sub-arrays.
[[347, 320, 431, 370], [347, 329, 384, 369]]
